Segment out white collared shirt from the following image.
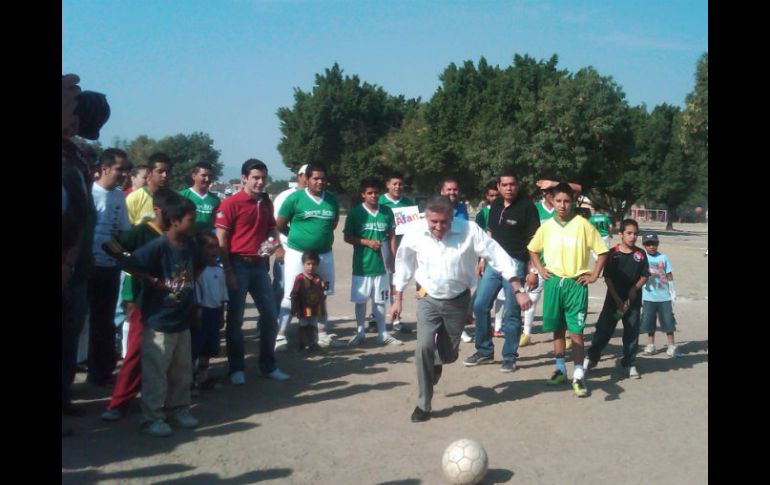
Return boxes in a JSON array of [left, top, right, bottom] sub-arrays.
[[393, 218, 520, 299]]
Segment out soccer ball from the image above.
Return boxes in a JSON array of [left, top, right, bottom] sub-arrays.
[[441, 439, 488, 485]]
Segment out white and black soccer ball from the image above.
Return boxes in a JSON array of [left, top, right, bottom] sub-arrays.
[[441, 438, 488, 485]]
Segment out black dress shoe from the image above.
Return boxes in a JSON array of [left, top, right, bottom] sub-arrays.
[[411, 406, 431, 422], [433, 365, 443, 385]]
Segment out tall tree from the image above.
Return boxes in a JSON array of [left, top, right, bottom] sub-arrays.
[[679, 52, 708, 199]]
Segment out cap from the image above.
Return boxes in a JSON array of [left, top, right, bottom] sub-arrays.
[[74, 91, 110, 140], [297, 164, 308, 175], [642, 234, 659, 244]]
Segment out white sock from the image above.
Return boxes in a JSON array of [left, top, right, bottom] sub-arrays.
[[573, 365, 585, 381], [354, 303, 367, 334], [373, 302, 386, 335], [277, 308, 291, 334]]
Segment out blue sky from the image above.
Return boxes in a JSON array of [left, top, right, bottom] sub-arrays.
[[63, 0, 708, 182]]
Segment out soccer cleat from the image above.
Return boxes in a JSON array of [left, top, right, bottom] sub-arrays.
[[643, 343, 656, 355], [461, 330, 473, 343], [348, 332, 366, 346], [499, 360, 516, 373], [463, 352, 493, 367], [379, 333, 404, 346], [666, 345, 680, 358], [519, 333, 531, 346], [572, 378, 589, 397], [547, 369, 567, 385], [583, 357, 597, 371]]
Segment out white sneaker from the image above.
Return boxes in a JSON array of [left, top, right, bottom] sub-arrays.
[[628, 366, 641, 379], [274, 336, 288, 352], [144, 419, 172, 437], [461, 330, 472, 343], [643, 344, 656, 355], [348, 332, 366, 346], [666, 345, 680, 358], [171, 409, 199, 428], [379, 333, 403, 346], [262, 368, 290, 381], [318, 334, 345, 348], [230, 371, 246, 385]]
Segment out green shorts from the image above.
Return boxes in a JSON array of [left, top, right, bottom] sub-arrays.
[[541, 276, 589, 334]]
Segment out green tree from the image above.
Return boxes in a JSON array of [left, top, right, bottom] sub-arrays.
[[679, 52, 708, 199], [277, 63, 418, 195], [122, 132, 223, 190], [266, 179, 290, 195]]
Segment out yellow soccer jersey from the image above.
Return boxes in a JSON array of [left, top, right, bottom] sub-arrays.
[[527, 215, 608, 278], [125, 187, 155, 225]]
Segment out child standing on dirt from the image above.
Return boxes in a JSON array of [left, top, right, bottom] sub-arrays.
[[640, 234, 679, 357], [584, 219, 649, 379], [191, 231, 228, 393], [290, 251, 327, 352]]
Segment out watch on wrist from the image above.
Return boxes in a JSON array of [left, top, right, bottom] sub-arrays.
[[516, 287, 527, 294]]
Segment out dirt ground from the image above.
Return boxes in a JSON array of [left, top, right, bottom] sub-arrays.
[[62, 220, 708, 485]]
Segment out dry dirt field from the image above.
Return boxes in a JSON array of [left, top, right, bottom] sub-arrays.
[[63, 220, 708, 485]]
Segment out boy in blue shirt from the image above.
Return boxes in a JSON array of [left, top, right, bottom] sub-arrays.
[[639, 234, 679, 357], [121, 195, 205, 436]]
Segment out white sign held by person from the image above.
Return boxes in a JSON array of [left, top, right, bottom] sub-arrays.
[[392, 205, 422, 235]]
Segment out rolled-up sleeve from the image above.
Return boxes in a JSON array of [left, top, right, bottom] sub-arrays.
[[472, 222, 519, 280]]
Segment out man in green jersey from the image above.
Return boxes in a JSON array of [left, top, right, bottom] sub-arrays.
[[345, 177, 402, 346], [275, 164, 342, 349], [474, 181, 499, 231], [179, 162, 221, 234], [588, 210, 613, 249]]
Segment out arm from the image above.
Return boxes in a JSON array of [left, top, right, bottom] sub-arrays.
[[275, 216, 289, 236], [627, 275, 648, 303], [523, 206, 541, 288], [216, 226, 237, 290], [577, 252, 607, 285], [343, 233, 381, 250], [605, 276, 626, 311]]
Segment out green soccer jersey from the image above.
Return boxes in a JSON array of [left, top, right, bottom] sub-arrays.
[[588, 213, 612, 237], [378, 193, 415, 210], [179, 188, 220, 233], [475, 205, 491, 230], [343, 204, 395, 276], [279, 189, 340, 253], [535, 200, 556, 223]]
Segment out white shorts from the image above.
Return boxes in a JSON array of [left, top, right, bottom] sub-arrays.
[[282, 247, 335, 305], [350, 274, 389, 304]]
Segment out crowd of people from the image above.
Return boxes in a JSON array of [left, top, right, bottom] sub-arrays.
[[62, 74, 680, 436]]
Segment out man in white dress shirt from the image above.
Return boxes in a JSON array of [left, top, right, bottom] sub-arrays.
[[390, 196, 532, 422]]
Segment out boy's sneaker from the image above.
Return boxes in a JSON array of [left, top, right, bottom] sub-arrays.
[[100, 408, 123, 422], [348, 332, 366, 346], [547, 369, 567, 385], [518, 333, 531, 346], [643, 344, 656, 355], [274, 336, 288, 352], [378, 333, 404, 346], [583, 357, 597, 371], [463, 352, 493, 366], [461, 330, 473, 343], [666, 345, 680, 358], [144, 419, 172, 437], [318, 333, 345, 348], [171, 410, 199, 429], [572, 378, 589, 397], [262, 368, 290, 381], [627, 366, 641, 379], [499, 360, 516, 373], [230, 371, 246, 385]]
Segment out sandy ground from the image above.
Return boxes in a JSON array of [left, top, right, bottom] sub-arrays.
[[62, 220, 708, 485]]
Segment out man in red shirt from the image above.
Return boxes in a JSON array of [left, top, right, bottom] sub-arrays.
[[215, 159, 289, 385]]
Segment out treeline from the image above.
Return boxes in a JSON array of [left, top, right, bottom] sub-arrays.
[[277, 53, 708, 228]]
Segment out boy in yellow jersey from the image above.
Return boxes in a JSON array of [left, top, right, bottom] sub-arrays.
[[527, 183, 608, 397]]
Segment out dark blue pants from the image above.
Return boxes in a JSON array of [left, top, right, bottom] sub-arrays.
[[587, 299, 641, 367], [87, 267, 121, 383]]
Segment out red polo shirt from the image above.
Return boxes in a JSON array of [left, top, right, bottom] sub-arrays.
[[215, 190, 275, 256]]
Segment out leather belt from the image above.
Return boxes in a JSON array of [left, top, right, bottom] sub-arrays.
[[231, 254, 265, 265]]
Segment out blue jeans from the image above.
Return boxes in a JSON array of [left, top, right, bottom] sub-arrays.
[[472, 260, 527, 362], [226, 259, 278, 375]]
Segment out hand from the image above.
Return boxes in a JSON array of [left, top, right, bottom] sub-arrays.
[[524, 272, 538, 290], [616, 301, 629, 314], [475, 259, 485, 278], [273, 245, 285, 261], [390, 300, 402, 322], [367, 239, 381, 250], [225, 271, 237, 290], [515, 292, 532, 311], [576, 273, 597, 285], [538, 267, 552, 280]]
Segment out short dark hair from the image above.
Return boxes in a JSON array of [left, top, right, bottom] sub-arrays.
[[192, 162, 213, 174], [497, 167, 518, 183], [619, 218, 639, 233], [130, 164, 149, 177], [359, 177, 381, 193], [305, 164, 326, 178], [484, 180, 498, 195], [386, 172, 405, 182], [439, 176, 459, 193], [99, 148, 128, 168], [302, 250, 320, 264], [148, 152, 171, 170], [425, 195, 454, 215], [152, 188, 180, 211], [161, 194, 196, 227], [241, 158, 267, 176], [552, 182, 574, 199]]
